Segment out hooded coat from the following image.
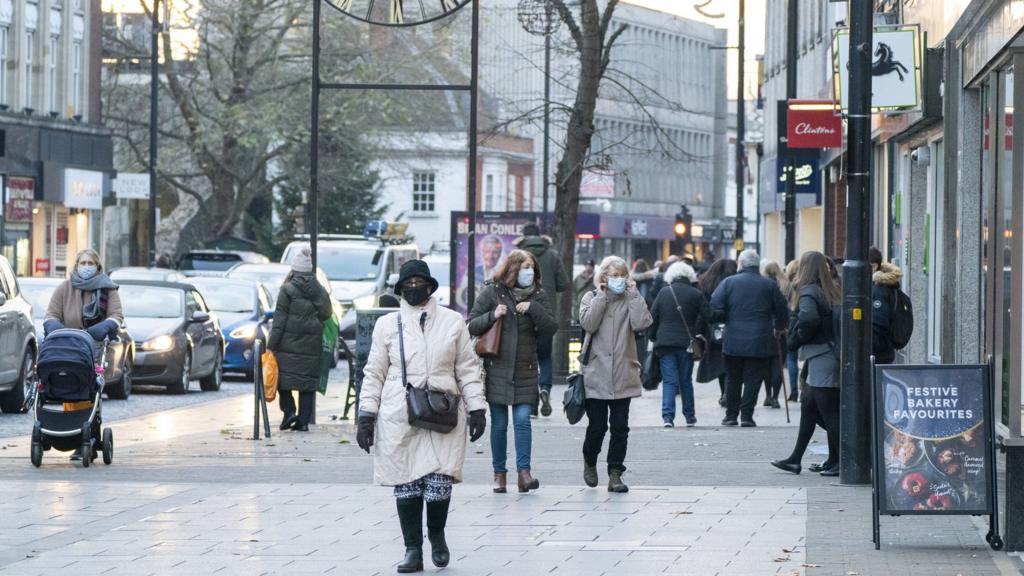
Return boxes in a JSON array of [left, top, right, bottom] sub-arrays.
[[360, 297, 487, 486], [578, 287, 653, 400], [518, 236, 569, 312], [871, 262, 903, 364], [467, 283, 557, 406], [268, 272, 333, 392]]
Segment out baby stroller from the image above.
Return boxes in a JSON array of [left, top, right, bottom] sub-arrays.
[[30, 329, 113, 468]]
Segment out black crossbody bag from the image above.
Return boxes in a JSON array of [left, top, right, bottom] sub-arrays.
[[397, 315, 459, 433]]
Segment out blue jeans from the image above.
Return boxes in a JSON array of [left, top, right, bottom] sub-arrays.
[[489, 402, 533, 473], [537, 334, 553, 392], [660, 351, 695, 422], [787, 350, 799, 394]]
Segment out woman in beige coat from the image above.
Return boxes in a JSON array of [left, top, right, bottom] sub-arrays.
[[578, 255, 653, 493], [357, 260, 487, 574]]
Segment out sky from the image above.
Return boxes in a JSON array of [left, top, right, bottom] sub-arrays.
[[624, 0, 767, 99]]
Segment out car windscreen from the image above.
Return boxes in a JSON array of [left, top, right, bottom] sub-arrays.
[[180, 254, 242, 271], [193, 282, 256, 313], [20, 284, 57, 319], [423, 261, 450, 285], [227, 270, 286, 305], [316, 247, 380, 281], [119, 285, 184, 318]]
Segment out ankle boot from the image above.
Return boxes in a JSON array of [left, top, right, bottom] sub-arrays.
[[583, 463, 598, 488], [493, 472, 507, 494], [608, 469, 629, 493], [426, 499, 451, 568], [517, 469, 540, 493], [396, 498, 424, 573]]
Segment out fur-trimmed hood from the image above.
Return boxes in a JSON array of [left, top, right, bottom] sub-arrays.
[[873, 262, 903, 287]]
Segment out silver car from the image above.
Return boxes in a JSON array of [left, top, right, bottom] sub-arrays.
[[0, 256, 37, 413]]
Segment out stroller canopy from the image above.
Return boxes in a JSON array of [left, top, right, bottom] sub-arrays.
[[39, 329, 96, 368]]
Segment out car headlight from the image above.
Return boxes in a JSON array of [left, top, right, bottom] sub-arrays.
[[229, 324, 257, 340], [353, 295, 376, 310], [141, 334, 175, 352]]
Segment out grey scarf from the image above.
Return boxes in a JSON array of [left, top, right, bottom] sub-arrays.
[[70, 270, 118, 326]]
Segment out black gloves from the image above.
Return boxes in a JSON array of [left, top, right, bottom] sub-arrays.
[[468, 409, 486, 442], [356, 414, 376, 453]]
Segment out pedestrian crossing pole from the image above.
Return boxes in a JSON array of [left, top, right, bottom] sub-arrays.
[[839, 0, 874, 486]]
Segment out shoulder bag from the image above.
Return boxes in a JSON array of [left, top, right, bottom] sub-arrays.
[[668, 285, 706, 361], [563, 298, 597, 425], [398, 315, 459, 433], [475, 287, 504, 358]]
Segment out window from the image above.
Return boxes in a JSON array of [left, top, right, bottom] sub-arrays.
[[484, 174, 495, 210], [71, 41, 81, 114], [24, 30, 33, 108], [0, 27, 7, 106], [47, 35, 57, 113], [412, 172, 435, 213], [507, 175, 515, 210]]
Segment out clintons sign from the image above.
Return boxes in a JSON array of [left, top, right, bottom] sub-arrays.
[[787, 100, 842, 149]]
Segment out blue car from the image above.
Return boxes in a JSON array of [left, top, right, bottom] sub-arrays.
[[188, 277, 273, 378]]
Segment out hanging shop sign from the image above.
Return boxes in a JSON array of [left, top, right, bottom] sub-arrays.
[[776, 157, 820, 194], [872, 363, 1003, 550], [833, 26, 921, 112], [114, 173, 151, 200], [787, 100, 843, 148], [63, 168, 104, 210], [580, 169, 615, 199], [5, 177, 34, 222]]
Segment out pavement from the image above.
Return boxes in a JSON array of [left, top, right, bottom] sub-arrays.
[[0, 365, 1020, 576]]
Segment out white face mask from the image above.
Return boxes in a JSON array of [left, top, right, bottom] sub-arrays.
[[517, 268, 535, 287], [78, 265, 98, 280], [607, 277, 627, 294]]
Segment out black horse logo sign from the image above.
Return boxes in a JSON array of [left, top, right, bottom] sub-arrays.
[[872, 43, 909, 81]]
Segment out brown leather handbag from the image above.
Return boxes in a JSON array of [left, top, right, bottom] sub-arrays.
[[475, 289, 504, 358]]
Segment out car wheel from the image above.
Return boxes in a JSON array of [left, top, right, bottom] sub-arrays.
[[0, 348, 36, 414], [329, 341, 339, 369], [107, 355, 133, 400], [167, 352, 191, 395], [200, 350, 223, 392]]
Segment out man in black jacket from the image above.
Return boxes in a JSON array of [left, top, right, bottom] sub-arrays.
[[869, 247, 902, 364], [710, 249, 790, 427]]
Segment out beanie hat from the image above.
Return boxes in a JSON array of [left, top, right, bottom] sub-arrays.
[[291, 246, 313, 273]]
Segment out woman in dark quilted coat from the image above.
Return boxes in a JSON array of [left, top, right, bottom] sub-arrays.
[[468, 249, 557, 494], [268, 246, 333, 432]]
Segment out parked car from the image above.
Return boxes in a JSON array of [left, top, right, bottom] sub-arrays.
[[0, 256, 37, 413], [18, 277, 136, 400], [110, 267, 188, 283], [281, 232, 418, 347], [118, 280, 225, 394], [189, 277, 273, 378], [178, 250, 269, 277], [421, 253, 451, 308]]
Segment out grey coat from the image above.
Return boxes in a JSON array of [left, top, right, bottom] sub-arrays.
[[578, 289, 653, 400], [794, 285, 840, 388]]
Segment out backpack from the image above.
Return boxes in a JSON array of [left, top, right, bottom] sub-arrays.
[[889, 287, 914, 350]]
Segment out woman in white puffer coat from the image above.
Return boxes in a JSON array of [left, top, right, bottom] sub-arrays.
[[357, 259, 487, 574]]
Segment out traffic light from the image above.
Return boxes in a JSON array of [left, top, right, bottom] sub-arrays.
[[674, 206, 692, 245]]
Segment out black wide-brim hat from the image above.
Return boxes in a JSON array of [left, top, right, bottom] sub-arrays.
[[395, 259, 439, 296]]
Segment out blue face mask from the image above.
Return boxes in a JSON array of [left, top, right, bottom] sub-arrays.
[[78, 265, 98, 280], [607, 277, 627, 294], [517, 268, 535, 288]]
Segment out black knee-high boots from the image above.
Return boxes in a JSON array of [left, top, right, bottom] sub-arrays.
[[396, 498, 424, 573], [426, 499, 451, 568]]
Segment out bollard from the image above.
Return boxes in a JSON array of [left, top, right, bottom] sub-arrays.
[[340, 339, 357, 420], [253, 339, 271, 440]]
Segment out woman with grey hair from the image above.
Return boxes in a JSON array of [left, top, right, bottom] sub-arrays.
[[578, 256, 653, 492], [648, 261, 711, 427]]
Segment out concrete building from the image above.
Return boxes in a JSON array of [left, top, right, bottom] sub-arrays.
[[0, 0, 112, 277]]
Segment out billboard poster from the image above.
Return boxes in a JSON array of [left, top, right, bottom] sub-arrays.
[[450, 212, 540, 317], [875, 365, 991, 515]]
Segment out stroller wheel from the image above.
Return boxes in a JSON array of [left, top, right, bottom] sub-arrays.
[[80, 441, 91, 468], [30, 442, 42, 468], [102, 428, 113, 465]]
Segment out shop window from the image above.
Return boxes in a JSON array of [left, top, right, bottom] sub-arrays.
[[72, 41, 81, 114], [24, 29, 33, 108], [47, 34, 58, 114], [0, 27, 8, 106], [411, 172, 435, 213]]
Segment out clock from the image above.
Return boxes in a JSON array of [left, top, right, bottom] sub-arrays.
[[326, 0, 472, 27]]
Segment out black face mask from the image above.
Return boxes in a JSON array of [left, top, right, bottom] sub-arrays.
[[402, 285, 431, 307]]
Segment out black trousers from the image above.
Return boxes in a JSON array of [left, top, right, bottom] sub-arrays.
[[583, 398, 631, 473], [785, 387, 840, 465], [280, 390, 315, 426], [723, 355, 770, 422]]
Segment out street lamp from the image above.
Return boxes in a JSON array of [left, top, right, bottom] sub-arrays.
[[517, 0, 561, 216]]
